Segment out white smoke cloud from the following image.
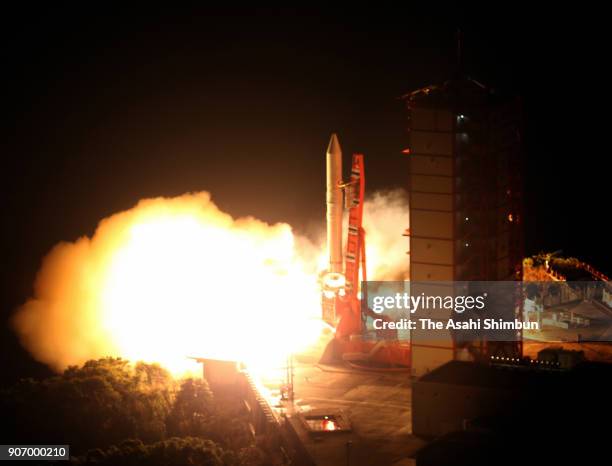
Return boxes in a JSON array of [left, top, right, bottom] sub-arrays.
[[363, 189, 410, 281]]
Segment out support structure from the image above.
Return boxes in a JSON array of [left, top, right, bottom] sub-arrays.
[[403, 79, 524, 375]]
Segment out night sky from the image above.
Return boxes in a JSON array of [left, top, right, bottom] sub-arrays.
[[2, 7, 609, 383]]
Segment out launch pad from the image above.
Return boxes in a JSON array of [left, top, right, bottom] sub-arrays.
[[196, 335, 423, 466], [276, 360, 422, 466], [195, 120, 612, 465]]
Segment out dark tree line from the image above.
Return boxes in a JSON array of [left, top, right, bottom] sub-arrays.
[[1, 358, 268, 465]]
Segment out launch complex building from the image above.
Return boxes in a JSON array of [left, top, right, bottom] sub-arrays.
[[197, 77, 612, 466]]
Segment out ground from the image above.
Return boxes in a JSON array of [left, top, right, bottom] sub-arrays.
[[255, 334, 423, 466]]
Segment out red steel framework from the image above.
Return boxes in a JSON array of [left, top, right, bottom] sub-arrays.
[[327, 154, 411, 368], [336, 154, 366, 338]]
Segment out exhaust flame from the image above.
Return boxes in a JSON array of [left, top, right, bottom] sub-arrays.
[[13, 192, 323, 375], [12, 189, 408, 376]]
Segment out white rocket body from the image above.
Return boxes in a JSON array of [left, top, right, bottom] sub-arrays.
[[326, 133, 343, 275]]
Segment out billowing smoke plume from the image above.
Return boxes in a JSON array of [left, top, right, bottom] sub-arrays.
[[363, 189, 410, 281], [13, 189, 409, 374], [12, 192, 323, 374]]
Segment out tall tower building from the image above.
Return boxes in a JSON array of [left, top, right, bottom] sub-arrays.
[[404, 78, 523, 375]]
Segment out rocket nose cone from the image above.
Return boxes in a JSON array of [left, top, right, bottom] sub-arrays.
[[326, 133, 342, 157]]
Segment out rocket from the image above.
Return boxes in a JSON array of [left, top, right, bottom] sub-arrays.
[[326, 133, 343, 275]]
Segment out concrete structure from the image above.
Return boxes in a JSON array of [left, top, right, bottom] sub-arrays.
[[413, 360, 560, 438], [198, 336, 423, 465], [195, 358, 241, 393], [403, 79, 523, 375], [537, 347, 585, 369], [280, 362, 421, 465], [412, 359, 612, 465]]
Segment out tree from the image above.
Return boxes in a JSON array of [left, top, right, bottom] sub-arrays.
[[1, 358, 270, 464], [71, 437, 235, 466], [1, 358, 174, 453]]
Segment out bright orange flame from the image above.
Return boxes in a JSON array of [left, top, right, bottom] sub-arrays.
[[100, 209, 325, 374], [13, 192, 324, 376], [323, 418, 337, 431], [13, 189, 409, 377]]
